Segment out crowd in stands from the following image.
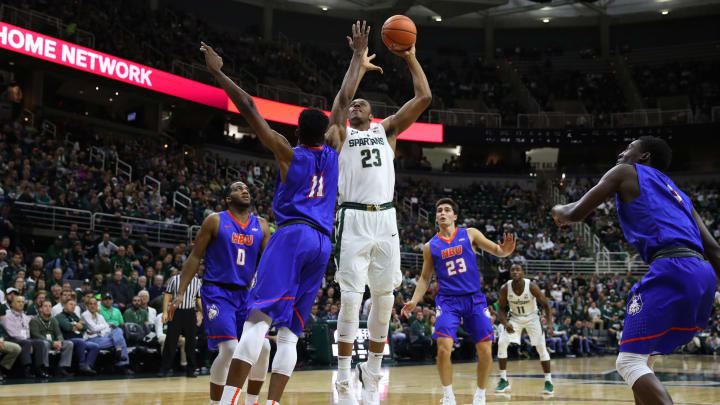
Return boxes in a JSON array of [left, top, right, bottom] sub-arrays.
[[7, 0, 720, 126]]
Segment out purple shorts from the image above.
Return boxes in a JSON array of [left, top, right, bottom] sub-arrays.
[[434, 292, 494, 344]]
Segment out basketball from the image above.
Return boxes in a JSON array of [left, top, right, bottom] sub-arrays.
[[382, 15, 417, 52]]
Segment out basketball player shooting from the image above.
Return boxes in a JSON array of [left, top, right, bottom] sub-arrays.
[[551, 136, 720, 405], [495, 264, 555, 395], [329, 18, 432, 405]]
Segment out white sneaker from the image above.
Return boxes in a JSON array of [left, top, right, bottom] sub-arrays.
[[336, 378, 359, 405], [472, 391, 486, 405], [357, 362, 381, 405], [441, 393, 457, 405]]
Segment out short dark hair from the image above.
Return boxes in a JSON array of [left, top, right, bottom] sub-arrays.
[[297, 108, 329, 146], [435, 198, 459, 214], [637, 136, 672, 171]]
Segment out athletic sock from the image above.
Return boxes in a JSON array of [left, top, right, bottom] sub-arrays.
[[500, 370, 507, 380], [245, 393, 259, 405], [475, 388, 485, 397], [220, 386, 242, 405], [367, 351, 383, 373], [545, 373, 552, 382], [443, 384, 453, 396], [338, 356, 352, 381], [265, 400, 279, 405], [210, 400, 219, 405]]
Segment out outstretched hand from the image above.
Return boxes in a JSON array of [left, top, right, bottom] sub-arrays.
[[497, 232, 516, 256], [400, 300, 417, 319], [347, 20, 383, 74], [200, 41, 223, 74]]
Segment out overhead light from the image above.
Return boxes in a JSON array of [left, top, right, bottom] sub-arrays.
[[542, 18, 551, 23], [78, 90, 84, 95], [115, 91, 119, 96], [95, 86, 99, 90], [163, 144, 169, 149], [660, 9, 669, 15], [8, 61, 14, 66], [432, 15, 442, 22], [108, 98, 113, 102], [319, 5, 328, 11]]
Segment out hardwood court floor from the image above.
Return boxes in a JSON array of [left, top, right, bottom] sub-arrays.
[[1, 355, 719, 404]]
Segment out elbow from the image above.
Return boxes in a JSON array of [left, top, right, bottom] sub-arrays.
[[419, 94, 432, 108]]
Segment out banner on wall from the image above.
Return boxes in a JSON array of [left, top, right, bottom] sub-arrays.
[[0, 22, 443, 143]]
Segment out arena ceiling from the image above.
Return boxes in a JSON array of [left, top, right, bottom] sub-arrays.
[[235, 0, 720, 28]]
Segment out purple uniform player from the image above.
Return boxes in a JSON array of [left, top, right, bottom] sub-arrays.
[[168, 181, 271, 405], [197, 42, 339, 405], [402, 198, 516, 405], [552, 136, 720, 405]]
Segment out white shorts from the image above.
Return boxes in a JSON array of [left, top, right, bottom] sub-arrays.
[[335, 207, 402, 294], [499, 315, 544, 347]]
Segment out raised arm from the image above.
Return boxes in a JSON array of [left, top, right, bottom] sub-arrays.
[[468, 228, 515, 258], [201, 42, 294, 179], [326, 21, 383, 152], [551, 164, 635, 224], [381, 45, 432, 151], [168, 212, 218, 321], [401, 243, 435, 318], [692, 207, 720, 279]]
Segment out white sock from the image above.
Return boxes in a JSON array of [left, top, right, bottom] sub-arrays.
[[265, 400, 279, 405], [367, 351, 383, 373], [475, 388, 485, 397], [220, 386, 242, 405], [443, 384, 453, 396], [338, 356, 352, 381], [545, 373, 552, 382], [245, 393, 259, 405], [500, 370, 507, 379], [210, 400, 220, 405]]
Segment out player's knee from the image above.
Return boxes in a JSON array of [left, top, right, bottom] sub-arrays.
[[339, 291, 363, 321], [476, 340, 492, 358], [210, 340, 237, 385], [249, 339, 271, 382], [436, 338, 453, 358], [616, 352, 653, 388], [536, 341, 551, 361], [368, 292, 394, 342], [271, 328, 298, 377]]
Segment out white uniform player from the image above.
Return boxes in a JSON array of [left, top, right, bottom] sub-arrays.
[[336, 123, 402, 295], [500, 278, 543, 346], [323, 34, 431, 405], [496, 264, 555, 394]]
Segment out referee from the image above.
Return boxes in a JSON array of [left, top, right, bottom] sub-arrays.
[[160, 271, 202, 377]]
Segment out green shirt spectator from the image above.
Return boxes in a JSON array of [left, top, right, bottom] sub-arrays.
[[99, 294, 124, 326], [30, 312, 64, 342], [110, 246, 133, 276], [123, 296, 148, 325]]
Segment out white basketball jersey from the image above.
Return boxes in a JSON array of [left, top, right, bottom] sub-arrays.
[[338, 123, 395, 204], [505, 278, 538, 319]]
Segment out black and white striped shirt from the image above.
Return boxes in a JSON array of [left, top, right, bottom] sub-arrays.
[[165, 274, 202, 310]]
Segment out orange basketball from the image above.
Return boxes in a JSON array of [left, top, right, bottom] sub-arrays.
[[381, 15, 417, 52]]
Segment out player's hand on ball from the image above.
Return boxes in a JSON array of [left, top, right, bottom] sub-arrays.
[[200, 41, 223, 74], [390, 44, 416, 59], [401, 300, 416, 319], [498, 233, 516, 256]]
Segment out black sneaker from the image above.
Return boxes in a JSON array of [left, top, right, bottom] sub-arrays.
[[186, 368, 199, 378], [120, 366, 135, 376], [79, 365, 97, 376], [56, 367, 74, 378]]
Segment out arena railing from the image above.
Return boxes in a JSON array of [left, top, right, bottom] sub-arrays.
[[89, 146, 106, 170], [595, 251, 649, 274], [92, 213, 189, 246], [14, 202, 93, 234], [116, 158, 132, 182], [401, 252, 423, 271], [367, 101, 401, 121], [256, 84, 327, 110], [0, 5, 95, 48], [173, 191, 191, 209], [429, 109, 502, 128], [524, 260, 597, 274], [189, 225, 201, 242], [143, 175, 160, 192]]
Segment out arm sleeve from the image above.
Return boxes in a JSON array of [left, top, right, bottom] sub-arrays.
[[29, 318, 43, 339]]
